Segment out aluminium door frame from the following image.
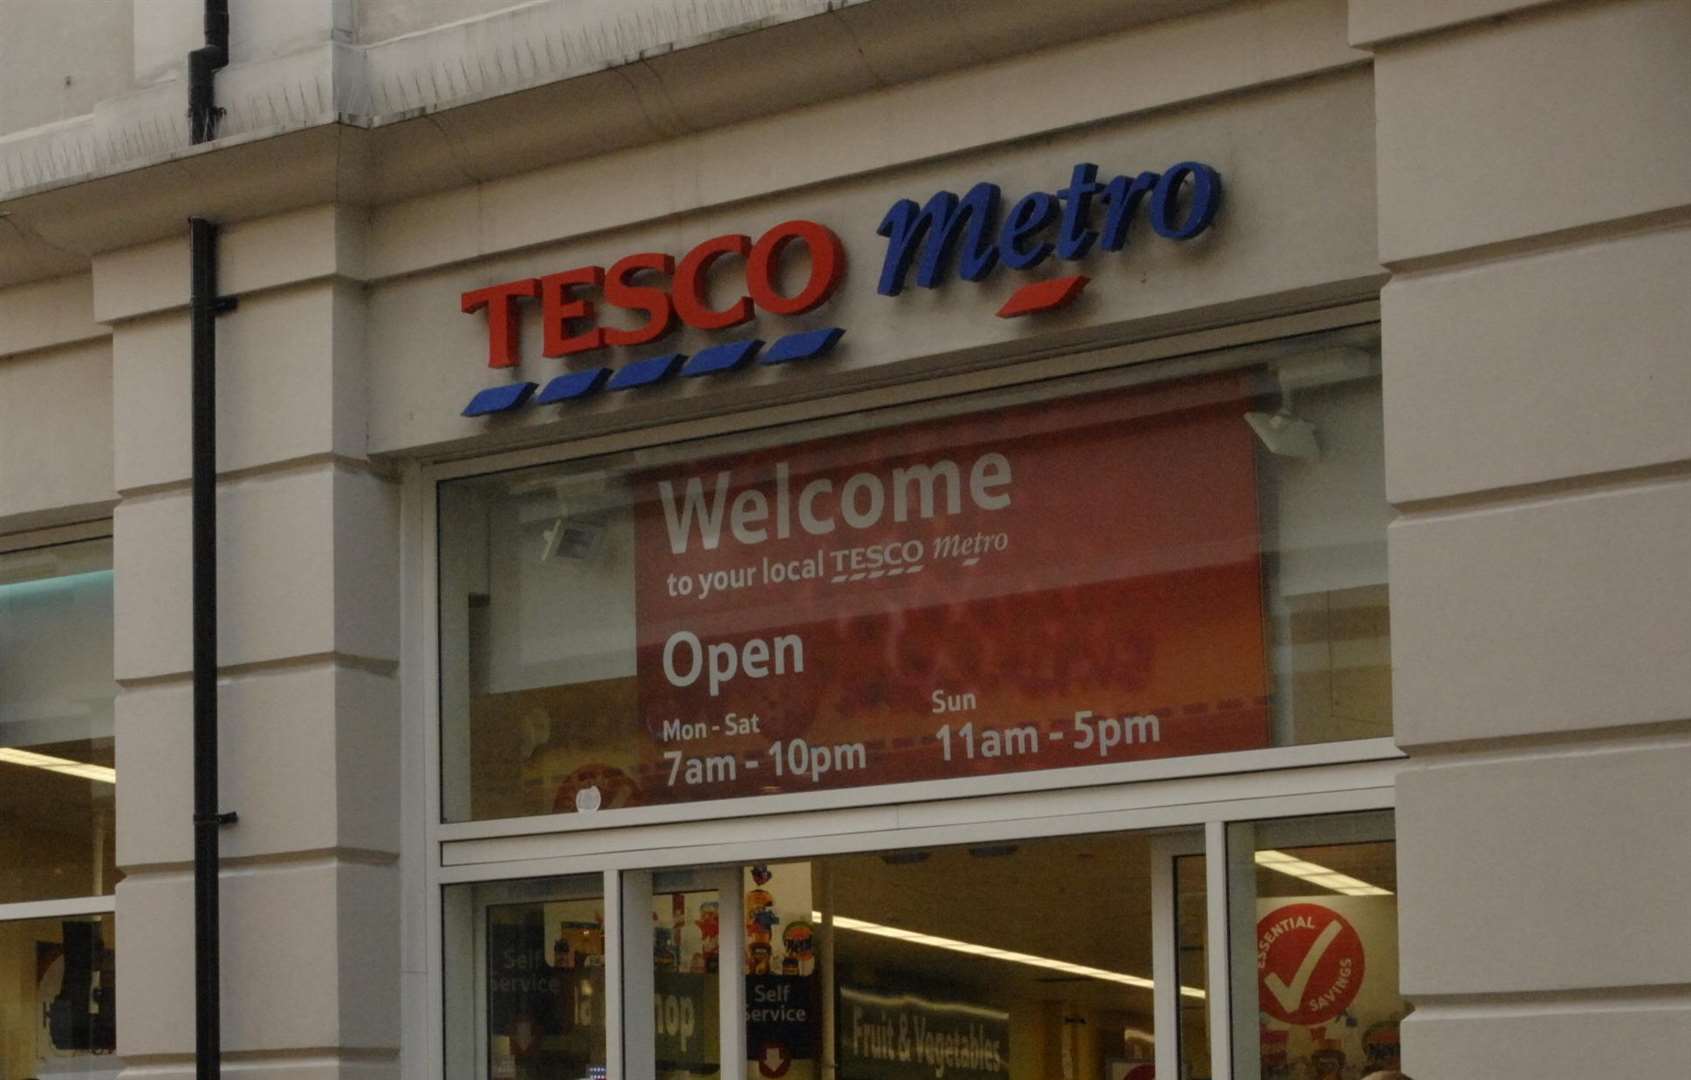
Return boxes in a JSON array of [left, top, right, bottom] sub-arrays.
[[400, 304, 1397, 1080]]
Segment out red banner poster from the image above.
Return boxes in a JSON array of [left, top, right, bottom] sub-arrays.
[[623, 376, 1269, 805]]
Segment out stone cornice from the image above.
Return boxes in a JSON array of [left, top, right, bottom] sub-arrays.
[[0, 0, 1247, 288]]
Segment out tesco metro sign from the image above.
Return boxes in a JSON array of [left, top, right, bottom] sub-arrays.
[[461, 159, 1221, 416]]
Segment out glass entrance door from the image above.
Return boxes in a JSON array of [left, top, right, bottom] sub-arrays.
[[441, 805, 1406, 1079], [618, 829, 1197, 1080]]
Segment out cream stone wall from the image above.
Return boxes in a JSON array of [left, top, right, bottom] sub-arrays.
[[361, 0, 1376, 456], [0, 0, 133, 136], [366, 72, 1379, 456], [1361, 0, 1691, 1076], [99, 208, 401, 1077], [0, 6, 1381, 1079], [0, 0, 1226, 211], [2, 1, 1687, 1079]]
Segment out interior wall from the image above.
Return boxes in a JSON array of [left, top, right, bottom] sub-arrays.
[[1258, 372, 1394, 744], [0, 770, 114, 904], [1266, 374, 1391, 597]]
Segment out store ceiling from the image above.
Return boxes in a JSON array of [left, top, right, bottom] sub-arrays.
[[814, 831, 1398, 1017], [824, 832, 1162, 1014]]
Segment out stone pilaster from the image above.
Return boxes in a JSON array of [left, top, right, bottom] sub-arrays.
[[1355, 1, 1691, 1075], [105, 205, 401, 1080]]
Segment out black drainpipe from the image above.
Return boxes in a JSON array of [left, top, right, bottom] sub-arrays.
[[189, 217, 236, 1080], [188, 0, 229, 144], [188, 5, 236, 1080]]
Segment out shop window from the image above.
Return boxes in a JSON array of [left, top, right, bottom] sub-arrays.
[[1190, 811, 1413, 1080], [0, 538, 118, 904], [437, 345, 1390, 825], [0, 535, 122, 1079], [1244, 818, 1406, 1080]]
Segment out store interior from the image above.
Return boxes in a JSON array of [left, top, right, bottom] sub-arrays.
[[0, 541, 120, 1080], [469, 827, 1406, 1080]]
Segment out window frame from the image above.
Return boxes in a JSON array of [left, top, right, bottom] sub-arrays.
[[428, 317, 1395, 840], [405, 304, 1402, 1079]]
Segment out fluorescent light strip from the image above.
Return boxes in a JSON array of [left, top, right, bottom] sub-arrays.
[[839, 986, 1008, 1023], [1255, 850, 1391, 896], [0, 747, 116, 785], [813, 910, 1206, 1000]]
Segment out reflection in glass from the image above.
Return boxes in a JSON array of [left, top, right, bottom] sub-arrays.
[[1256, 374, 1393, 746], [438, 358, 1392, 825], [0, 539, 118, 904], [0, 913, 119, 1077], [446, 876, 606, 1080]]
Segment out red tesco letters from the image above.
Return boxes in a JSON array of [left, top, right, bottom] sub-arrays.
[[459, 278, 539, 368], [675, 233, 754, 331], [539, 266, 604, 358], [462, 220, 845, 367], [603, 252, 677, 348]]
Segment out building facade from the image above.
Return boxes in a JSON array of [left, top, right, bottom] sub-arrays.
[[1, 1, 1687, 1079]]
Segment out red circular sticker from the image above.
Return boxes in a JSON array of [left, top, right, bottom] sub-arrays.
[[1124, 1065, 1156, 1080], [1256, 903, 1366, 1026]]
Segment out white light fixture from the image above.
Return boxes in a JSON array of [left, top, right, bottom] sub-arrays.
[[814, 910, 1206, 999], [539, 505, 609, 562], [0, 747, 116, 785], [1244, 408, 1320, 460], [1244, 347, 1376, 461], [1255, 850, 1391, 896]]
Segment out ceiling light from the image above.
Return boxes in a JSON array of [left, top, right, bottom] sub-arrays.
[[813, 910, 1205, 1000], [1255, 849, 1390, 896], [843, 986, 1007, 1023], [0, 747, 116, 785]]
